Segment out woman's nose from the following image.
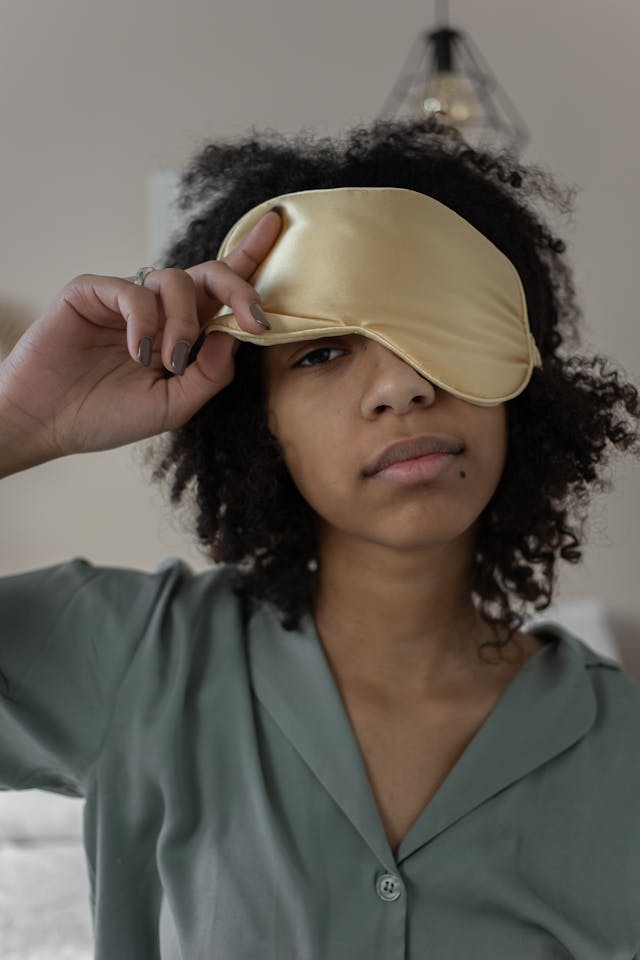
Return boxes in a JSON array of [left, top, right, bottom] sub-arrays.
[[361, 342, 437, 413]]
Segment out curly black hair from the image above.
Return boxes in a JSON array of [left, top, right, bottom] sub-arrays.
[[142, 116, 640, 662]]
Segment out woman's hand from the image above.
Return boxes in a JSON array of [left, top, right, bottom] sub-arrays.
[[0, 210, 280, 466]]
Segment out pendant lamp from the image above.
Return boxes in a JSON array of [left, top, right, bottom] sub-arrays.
[[378, 0, 529, 154]]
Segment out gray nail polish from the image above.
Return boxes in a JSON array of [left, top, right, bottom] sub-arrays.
[[250, 302, 271, 329], [137, 336, 152, 367], [171, 340, 191, 375]]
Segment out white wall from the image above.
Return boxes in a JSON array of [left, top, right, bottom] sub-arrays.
[[1, 0, 639, 673]]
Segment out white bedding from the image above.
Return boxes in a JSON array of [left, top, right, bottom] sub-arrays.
[[0, 838, 93, 960]]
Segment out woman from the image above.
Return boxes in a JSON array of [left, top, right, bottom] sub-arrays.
[[1, 117, 640, 958]]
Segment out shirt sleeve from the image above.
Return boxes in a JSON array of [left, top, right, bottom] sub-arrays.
[[0, 555, 190, 797]]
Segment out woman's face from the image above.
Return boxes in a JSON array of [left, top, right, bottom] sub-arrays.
[[261, 334, 508, 553]]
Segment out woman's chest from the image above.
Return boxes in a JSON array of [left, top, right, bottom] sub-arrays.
[[344, 694, 501, 855], [332, 637, 547, 855]]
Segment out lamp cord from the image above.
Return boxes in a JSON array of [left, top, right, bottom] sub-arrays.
[[436, 0, 449, 25]]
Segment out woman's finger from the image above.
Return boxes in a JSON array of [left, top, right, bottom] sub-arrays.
[[220, 208, 282, 277], [61, 274, 161, 366], [161, 330, 239, 426], [185, 208, 282, 329], [130, 268, 201, 374]]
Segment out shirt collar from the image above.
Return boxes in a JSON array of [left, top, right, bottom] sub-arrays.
[[248, 605, 610, 868]]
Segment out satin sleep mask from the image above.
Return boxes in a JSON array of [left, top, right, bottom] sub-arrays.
[[203, 186, 542, 405]]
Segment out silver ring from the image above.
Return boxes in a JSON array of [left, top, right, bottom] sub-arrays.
[[133, 265, 157, 287]]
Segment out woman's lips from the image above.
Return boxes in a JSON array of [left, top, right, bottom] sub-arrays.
[[368, 451, 459, 484]]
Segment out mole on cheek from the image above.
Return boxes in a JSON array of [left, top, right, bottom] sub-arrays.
[[459, 470, 467, 478]]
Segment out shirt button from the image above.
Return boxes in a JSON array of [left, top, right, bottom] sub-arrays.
[[375, 872, 402, 902]]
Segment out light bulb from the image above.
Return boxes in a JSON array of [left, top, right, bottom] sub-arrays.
[[417, 70, 477, 125]]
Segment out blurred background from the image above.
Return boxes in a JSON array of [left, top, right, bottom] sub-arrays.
[[0, 1, 639, 955]]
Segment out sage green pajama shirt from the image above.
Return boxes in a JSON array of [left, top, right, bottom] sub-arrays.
[[1, 557, 639, 958]]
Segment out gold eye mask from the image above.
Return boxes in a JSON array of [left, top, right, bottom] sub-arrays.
[[203, 186, 542, 406]]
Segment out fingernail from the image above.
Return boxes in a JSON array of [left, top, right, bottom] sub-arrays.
[[137, 336, 152, 367], [171, 340, 191, 375], [250, 302, 271, 329]]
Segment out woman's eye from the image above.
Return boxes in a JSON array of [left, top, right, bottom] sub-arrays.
[[294, 346, 347, 368]]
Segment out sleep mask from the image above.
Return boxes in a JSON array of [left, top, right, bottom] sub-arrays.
[[203, 186, 543, 405]]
